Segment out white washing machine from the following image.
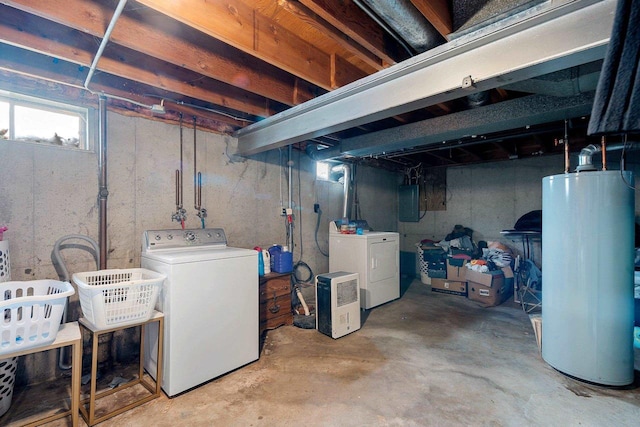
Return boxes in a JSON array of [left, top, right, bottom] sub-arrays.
[[329, 221, 399, 309], [141, 228, 258, 397]]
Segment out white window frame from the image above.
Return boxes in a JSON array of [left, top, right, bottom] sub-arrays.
[[0, 89, 94, 151]]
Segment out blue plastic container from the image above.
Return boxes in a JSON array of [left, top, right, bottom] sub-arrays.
[[273, 250, 293, 273], [268, 245, 282, 271]]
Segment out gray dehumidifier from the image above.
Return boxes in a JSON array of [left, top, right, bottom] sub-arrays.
[[316, 272, 361, 339]]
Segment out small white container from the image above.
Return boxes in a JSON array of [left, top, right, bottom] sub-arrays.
[[262, 250, 271, 274]]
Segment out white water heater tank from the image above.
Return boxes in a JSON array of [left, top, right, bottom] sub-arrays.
[[542, 170, 635, 386]]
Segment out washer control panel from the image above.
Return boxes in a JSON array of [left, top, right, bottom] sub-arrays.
[[143, 228, 227, 251]]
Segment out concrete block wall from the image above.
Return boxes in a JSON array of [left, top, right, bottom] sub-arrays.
[[399, 152, 640, 278], [0, 110, 398, 385], [398, 155, 564, 276]]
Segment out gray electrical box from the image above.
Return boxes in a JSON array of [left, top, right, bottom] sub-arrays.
[[399, 185, 420, 222]]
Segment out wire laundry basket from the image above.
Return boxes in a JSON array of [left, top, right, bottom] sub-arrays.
[[72, 268, 165, 330]]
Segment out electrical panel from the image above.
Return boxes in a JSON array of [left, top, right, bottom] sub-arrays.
[[399, 185, 420, 222]]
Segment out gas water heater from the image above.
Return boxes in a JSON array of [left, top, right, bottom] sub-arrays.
[[542, 170, 635, 385]]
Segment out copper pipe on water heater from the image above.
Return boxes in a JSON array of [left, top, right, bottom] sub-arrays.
[[601, 136, 607, 170]]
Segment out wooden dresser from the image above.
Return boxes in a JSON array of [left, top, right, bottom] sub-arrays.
[[259, 272, 293, 335]]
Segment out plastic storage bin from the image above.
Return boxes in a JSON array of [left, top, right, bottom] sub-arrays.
[[0, 280, 74, 355], [73, 268, 165, 330]]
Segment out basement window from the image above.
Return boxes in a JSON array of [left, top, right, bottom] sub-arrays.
[[316, 161, 332, 181], [0, 90, 92, 150], [316, 161, 344, 183]]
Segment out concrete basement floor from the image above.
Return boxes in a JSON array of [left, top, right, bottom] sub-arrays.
[[6, 278, 640, 426]]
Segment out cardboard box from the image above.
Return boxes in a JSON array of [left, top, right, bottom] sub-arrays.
[[465, 268, 504, 287], [501, 266, 514, 279], [431, 279, 467, 296], [446, 259, 467, 281], [468, 275, 513, 306], [502, 266, 515, 298], [529, 314, 542, 353], [428, 269, 446, 279]]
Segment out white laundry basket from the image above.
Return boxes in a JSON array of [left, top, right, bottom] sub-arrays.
[[0, 357, 17, 417], [416, 244, 430, 284], [0, 241, 13, 417], [0, 280, 74, 355], [73, 268, 165, 330], [0, 241, 10, 282]]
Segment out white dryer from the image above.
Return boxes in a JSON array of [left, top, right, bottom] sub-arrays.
[[141, 228, 258, 397], [329, 221, 399, 309]]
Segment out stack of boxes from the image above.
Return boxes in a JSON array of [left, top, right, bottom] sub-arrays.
[[420, 243, 514, 307]]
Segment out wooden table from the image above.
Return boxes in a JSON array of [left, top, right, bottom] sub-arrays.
[[1, 321, 82, 427]]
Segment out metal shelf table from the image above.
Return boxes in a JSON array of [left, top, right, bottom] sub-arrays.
[[78, 311, 164, 426], [1, 321, 82, 427]]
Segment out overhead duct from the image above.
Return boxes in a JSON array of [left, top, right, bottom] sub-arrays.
[[502, 61, 603, 96], [306, 144, 342, 161], [309, 92, 595, 161], [576, 143, 601, 171], [576, 141, 640, 172], [331, 164, 353, 220], [354, 0, 445, 53], [466, 91, 491, 109]]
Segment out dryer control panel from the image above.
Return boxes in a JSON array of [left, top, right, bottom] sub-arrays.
[[143, 228, 227, 251]]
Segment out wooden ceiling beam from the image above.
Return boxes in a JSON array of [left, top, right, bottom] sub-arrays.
[[0, 51, 246, 129], [298, 0, 407, 67], [409, 0, 453, 38], [135, 0, 362, 90], [0, 10, 276, 118], [1, 1, 318, 107], [280, 0, 385, 71]]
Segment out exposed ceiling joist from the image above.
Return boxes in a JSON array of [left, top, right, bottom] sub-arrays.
[[280, 0, 386, 71], [409, 0, 453, 38], [2, 0, 320, 108], [235, 0, 614, 156], [0, 0, 621, 171], [298, 0, 407, 67], [135, 0, 366, 90]]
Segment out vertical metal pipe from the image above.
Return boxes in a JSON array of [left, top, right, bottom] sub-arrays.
[[563, 120, 570, 173], [601, 136, 607, 171], [193, 116, 198, 210], [288, 145, 294, 250], [98, 95, 108, 269], [179, 113, 184, 210]]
